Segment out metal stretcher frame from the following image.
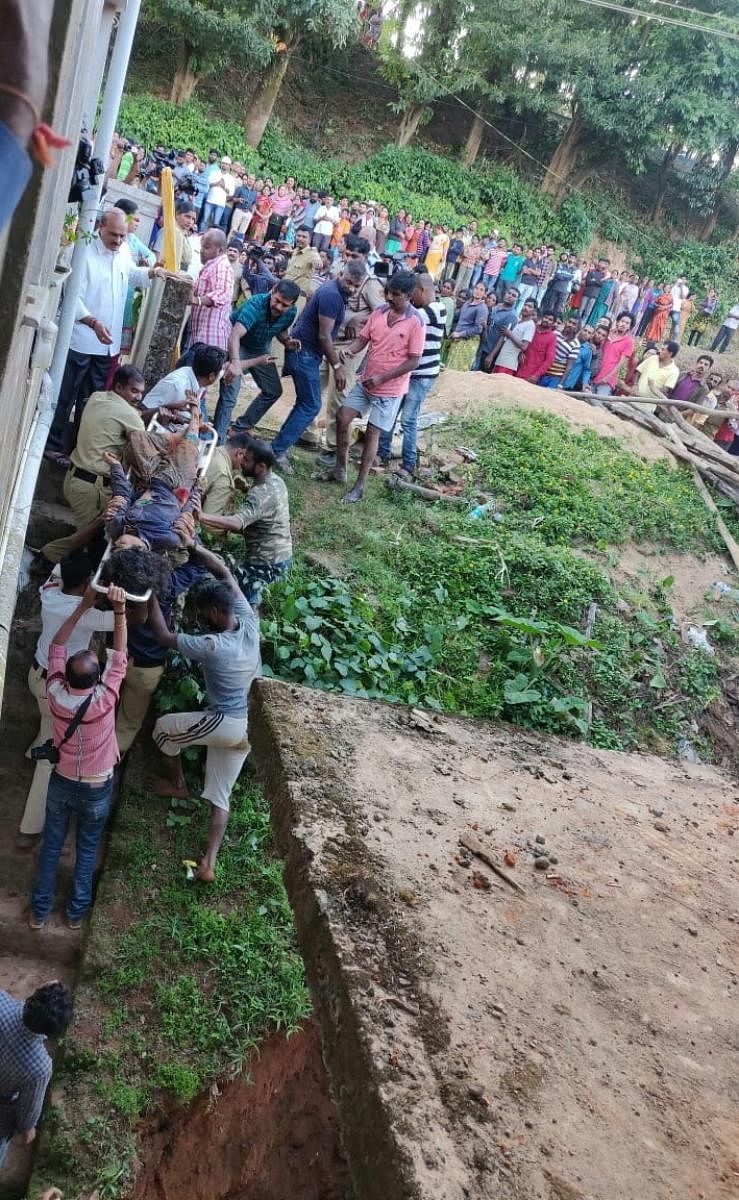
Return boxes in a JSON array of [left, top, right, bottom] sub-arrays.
[[91, 417, 218, 603]]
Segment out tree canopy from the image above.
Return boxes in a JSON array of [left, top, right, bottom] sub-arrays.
[[133, 0, 739, 237]]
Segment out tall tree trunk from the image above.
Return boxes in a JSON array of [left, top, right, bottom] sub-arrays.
[[243, 41, 296, 148], [696, 135, 739, 242], [649, 141, 680, 224], [540, 109, 584, 202], [395, 104, 424, 148], [170, 39, 199, 105], [462, 113, 485, 168]]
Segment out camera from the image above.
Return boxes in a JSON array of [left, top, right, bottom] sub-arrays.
[[30, 740, 59, 764]]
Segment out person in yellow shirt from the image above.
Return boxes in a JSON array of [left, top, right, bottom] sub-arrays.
[[424, 225, 451, 281], [634, 340, 680, 412]]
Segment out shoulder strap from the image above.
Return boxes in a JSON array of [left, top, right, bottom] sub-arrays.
[[59, 692, 95, 748]]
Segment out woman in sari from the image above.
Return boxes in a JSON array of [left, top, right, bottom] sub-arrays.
[[687, 288, 718, 346], [443, 281, 487, 371], [588, 276, 615, 326], [403, 217, 419, 257], [417, 220, 432, 264], [424, 225, 450, 281], [266, 184, 291, 243], [248, 186, 273, 244], [375, 206, 390, 255], [386, 209, 406, 256], [645, 288, 672, 341]]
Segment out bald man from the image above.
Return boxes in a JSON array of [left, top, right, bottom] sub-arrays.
[[187, 227, 234, 356], [46, 209, 162, 461]]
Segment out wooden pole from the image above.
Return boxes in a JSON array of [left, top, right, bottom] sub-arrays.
[[564, 390, 721, 418]]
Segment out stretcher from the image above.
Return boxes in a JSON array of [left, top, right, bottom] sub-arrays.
[[91, 417, 218, 602]]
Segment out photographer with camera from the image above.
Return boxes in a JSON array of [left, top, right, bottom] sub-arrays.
[[29, 583, 128, 932], [19, 552, 117, 846]]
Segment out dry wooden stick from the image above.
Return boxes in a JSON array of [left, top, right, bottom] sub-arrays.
[[460, 833, 526, 896], [663, 427, 739, 573], [565, 390, 721, 418]]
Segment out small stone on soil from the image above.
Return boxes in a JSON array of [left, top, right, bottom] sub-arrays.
[[534, 856, 550, 870], [535, 835, 546, 844]]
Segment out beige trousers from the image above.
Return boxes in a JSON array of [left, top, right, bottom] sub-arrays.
[[20, 665, 53, 835], [42, 470, 111, 562], [230, 209, 253, 236], [116, 661, 165, 755], [306, 348, 365, 449]]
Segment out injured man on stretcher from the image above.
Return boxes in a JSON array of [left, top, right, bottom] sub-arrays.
[[103, 402, 209, 554]]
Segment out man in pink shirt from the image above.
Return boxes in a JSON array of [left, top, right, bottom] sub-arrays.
[[29, 584, 128, 931], [482, 238, 507, 294], [328, 271, 424, 503], [187, 228, 233, 351]]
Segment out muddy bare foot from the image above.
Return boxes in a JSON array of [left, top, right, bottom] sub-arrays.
[[145, 774, 188, 799], [197, 861, 216, 883], [341, 487, 364, 504]]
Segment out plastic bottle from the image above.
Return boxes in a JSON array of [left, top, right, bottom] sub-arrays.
[[468, 500, 497, 520]]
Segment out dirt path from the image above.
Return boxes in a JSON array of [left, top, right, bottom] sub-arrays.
[[220, 367, 674, 464]]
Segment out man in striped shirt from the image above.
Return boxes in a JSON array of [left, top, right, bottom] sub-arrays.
[[538, 317, 580, 388], [377, 273, 445, 475], [187, 228, 233, 352]]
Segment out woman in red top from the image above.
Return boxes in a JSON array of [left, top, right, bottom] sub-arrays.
[[403, 218, 419, 256], [248, 186, 273, 244]]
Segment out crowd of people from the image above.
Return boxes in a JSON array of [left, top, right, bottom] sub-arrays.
[[3, 138, 739, 1174]]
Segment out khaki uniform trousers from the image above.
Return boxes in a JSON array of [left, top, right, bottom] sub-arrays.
[[116, 661, 165, 755], [42, 470, 111, 562], [20, 665, 53, 835], [306, 348, 366, 450]]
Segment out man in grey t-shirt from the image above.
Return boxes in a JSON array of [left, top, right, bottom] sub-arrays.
[[147, 541, 260, 881]]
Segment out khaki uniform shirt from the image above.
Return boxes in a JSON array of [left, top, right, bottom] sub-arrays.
[[71, 391, 145, 476], [235, 472, 292, 564], [284, 246, 323, 296], [340, 272, 385, 340], [202, 446, 236, 516]]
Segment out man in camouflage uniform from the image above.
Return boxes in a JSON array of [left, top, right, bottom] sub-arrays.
[[199, 437, 292, 606]]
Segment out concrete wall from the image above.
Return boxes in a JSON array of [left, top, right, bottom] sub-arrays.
[[0, 0, 122, 692]]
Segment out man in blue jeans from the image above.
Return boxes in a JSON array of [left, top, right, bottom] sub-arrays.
[[377, 272, 445, 476], [270, 261, 365, 471], [29, 583, 128, 932], [214, 279, 300, 442]]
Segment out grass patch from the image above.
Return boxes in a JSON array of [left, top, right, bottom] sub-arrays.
[[33, 771, 308, 1199], [259, 407, 735, 754]]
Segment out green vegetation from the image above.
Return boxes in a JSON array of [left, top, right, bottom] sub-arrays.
[[34, 773, 308, 1198], [258, 408, 735, 754]]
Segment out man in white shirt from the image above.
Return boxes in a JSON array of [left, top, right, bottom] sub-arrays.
[[45, 209, 161, 462], [19, 551, 115, 843], [312, 193, 340, 254], [491, 300, 537, 374], [202, 155, 235, 232], [670, 278, 689, 340], [142, 345, 226, 421], [711, 302, 739, 354]]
